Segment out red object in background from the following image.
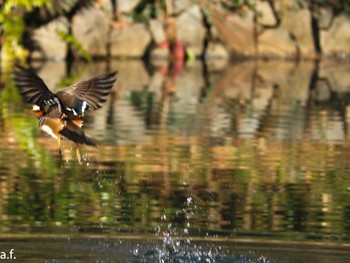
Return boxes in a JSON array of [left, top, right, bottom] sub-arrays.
[[172, 41, 185, 61], [171, 41, 185, 75], [157, 40, 185, 76], [158, 41, 169, 49]]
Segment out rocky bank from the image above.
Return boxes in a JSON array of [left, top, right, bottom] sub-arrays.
[[30, 0, 350, 61]]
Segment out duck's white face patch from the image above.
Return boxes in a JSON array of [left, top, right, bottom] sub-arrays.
[[41, 124, 58, 139], [82, 101, 87, 113], [32, 105, 41, 111]]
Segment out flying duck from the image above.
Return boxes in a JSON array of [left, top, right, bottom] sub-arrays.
[[14, 64, 117, 119], [31, 104, 99, 161], [13, 64, 117, 158]]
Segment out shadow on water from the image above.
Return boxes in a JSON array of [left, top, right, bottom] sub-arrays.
[[1, 58, 350, 261]]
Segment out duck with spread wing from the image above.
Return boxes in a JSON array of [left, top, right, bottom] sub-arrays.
[[13, 64, 117, 159]]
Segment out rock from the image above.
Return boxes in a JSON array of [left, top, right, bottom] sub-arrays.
[[176, 5, 206, 56], [205, 42, 229, 59], [110, 23, 152, 58], [256, 1, 277, 27], [258, 27, 296, 58], [96, 0, 114, 18], [320, 14, 350, 55], [32, 17, 68, 60], [318, 7, 333, 29], [118, 0, 142, 13], [282, 8, 315, 57], [149, 19, 166, 44], [72, 7, 109, 57], [205, 42, 229, 71], [319, 62, 350, 93], [217, 12, 256, 56], [171, 0, 193, 14]]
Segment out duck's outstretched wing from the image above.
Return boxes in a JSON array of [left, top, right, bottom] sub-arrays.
[[13, 64, 58, 108], [59, 119, 100, 146], [56, 71, 117, 111]]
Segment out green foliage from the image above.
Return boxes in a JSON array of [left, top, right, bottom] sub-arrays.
[[0, 0, 50, 62], [130, 3, 155, 23], [0, 0, 92, 64], [1, 0, 48, 12]]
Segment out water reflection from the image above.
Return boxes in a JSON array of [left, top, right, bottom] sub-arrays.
[[0, 59, 350, 259]]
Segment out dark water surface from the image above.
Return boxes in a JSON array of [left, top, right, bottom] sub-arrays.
[[0, 59, 350, 262]]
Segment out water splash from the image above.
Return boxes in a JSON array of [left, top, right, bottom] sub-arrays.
[[137, 212, 272, 263]]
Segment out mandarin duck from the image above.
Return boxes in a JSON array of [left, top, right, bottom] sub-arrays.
[[14, 64, 117, 159], [31, 104, 99, 162], [14, 64, 117, 119]]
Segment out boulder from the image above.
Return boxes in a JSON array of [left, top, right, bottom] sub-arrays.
[[320, 14, 350, 55], [110, 23, 152, 58], [258, 27, 297, 58], [72, 7, 110, 57], [205, 42, 229, 59], [32, 17, 68, 60], [256, 1, 277, 27], [149, 19, 166, 44], [318, 7, 333, 29], [171, 0, 193, 15], [319, 62, 350, 93], [221, 12, 256, 56], [282, 8, 315, 57], [118, 0, 142, 13], [205, 42, 229, 71], [176, 5, 206, 56]]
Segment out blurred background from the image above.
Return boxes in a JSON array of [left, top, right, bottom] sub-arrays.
[[0, 0, 350, 262]]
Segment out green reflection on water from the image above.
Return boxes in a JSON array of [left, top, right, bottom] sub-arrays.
[[0, 60, 349, 248]]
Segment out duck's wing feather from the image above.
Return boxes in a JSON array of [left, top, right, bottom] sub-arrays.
[[59, 119, 100, 146], [56, 71, 117, 111], [13, 64, 57, 107]]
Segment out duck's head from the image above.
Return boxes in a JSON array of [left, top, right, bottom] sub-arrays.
[[31, 105, 45, 119]]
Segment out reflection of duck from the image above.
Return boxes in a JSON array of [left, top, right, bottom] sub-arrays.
[[14, 64, 117, 120]]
